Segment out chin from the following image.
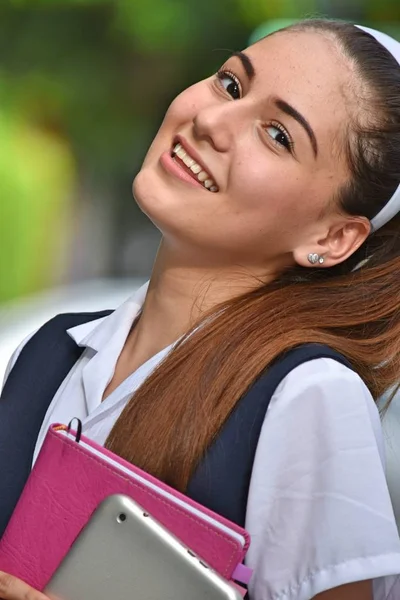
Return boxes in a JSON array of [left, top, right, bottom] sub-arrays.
[[132, 159, 212, 247], [132, 170, 144, 205], [132, 166, 174, 232], [132, 167, 157, 213]]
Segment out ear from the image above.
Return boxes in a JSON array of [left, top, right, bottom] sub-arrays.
[[293, 218, 371, 268]]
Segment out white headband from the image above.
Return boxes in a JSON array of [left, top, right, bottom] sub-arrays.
[[355, 25, 400, 232]]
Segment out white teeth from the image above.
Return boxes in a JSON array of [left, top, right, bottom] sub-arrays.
[[197, 171, 208, 182], [190, 163, 202, 174], [173, 143, 202, 173], [182, 155, 195, 168], [171, 142, 218, 192]]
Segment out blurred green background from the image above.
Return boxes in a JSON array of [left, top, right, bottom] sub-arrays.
[[0, 0, 399, 304]]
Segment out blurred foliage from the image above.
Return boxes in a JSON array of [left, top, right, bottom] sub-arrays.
[[236, 0, 316, 28], [0, 0, 399, 302], [0, 108, 75, 301]]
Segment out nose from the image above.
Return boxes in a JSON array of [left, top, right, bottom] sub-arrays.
[[192, 102, 236, 153]]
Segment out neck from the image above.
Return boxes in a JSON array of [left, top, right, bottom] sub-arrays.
[[125, 239, 274, 363]]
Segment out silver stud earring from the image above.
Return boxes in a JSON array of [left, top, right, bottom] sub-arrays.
[[308, 253, 324, 265]]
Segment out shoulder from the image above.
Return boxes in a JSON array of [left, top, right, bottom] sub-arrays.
[[274, 354, 370, 396], [246, 358, 400, 599], [247, 355, 382, 464], [257, 356, 384, 475], [251, 357, 383, 487], [1, 310, 112, 390], [1, 330, 37, 389], [269, 357, 381, 448]]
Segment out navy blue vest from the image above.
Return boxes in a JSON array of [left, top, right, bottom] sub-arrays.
[[0, 311, 352, 538]]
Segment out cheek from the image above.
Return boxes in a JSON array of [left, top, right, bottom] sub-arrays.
[[142, 81, 212, 165], [224, 154, 326, 246], [160, 81, 211, 130], [229, 154, 304, 220]]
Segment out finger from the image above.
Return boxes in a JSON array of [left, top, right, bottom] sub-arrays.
[[0, 572, 49, 600]]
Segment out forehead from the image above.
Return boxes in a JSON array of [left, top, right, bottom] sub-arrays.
[[244, 31, 353, 159], [246, 30, 350, 102]]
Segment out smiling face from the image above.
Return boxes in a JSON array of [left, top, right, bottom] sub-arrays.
[[133, 30, 359, 273]]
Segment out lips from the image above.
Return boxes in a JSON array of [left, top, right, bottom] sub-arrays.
[[171, 136, 219, 192]]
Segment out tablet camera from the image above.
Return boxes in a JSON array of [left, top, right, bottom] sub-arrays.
[[117, 513, 127, 523]]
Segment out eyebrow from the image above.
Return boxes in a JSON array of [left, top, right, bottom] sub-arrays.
[[231, 51, 318, 158], [231, 51, 255, 80]]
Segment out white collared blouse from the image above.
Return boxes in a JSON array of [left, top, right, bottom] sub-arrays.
[[3, 282, 400, 600]]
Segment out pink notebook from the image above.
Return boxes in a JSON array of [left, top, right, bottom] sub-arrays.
[[0, 424, 251, 592]]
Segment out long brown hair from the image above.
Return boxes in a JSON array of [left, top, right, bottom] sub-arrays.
[[106, 19, 400, 492]]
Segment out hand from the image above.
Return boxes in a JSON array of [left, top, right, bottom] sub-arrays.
[[0, 572, 49, 600]]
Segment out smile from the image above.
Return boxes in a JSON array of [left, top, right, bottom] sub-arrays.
[[171, 143, 219, 192]]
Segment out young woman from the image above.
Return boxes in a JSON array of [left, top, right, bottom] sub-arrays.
[[0, 17, 400, 600]]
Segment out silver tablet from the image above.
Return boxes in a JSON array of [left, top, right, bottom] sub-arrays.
[[44, 494, 243, 600]]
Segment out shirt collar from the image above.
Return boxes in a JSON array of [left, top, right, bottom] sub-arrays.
[[66, 281, 149, 352]]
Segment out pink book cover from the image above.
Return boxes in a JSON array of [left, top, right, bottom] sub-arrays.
[[0, 424, 251, 591]]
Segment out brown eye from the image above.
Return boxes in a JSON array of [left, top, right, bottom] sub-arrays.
[[216, 70, 242, 100], [266, 124, 294, 153]]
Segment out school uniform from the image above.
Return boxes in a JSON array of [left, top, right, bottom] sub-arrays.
[[2, 281, 400, 599]]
